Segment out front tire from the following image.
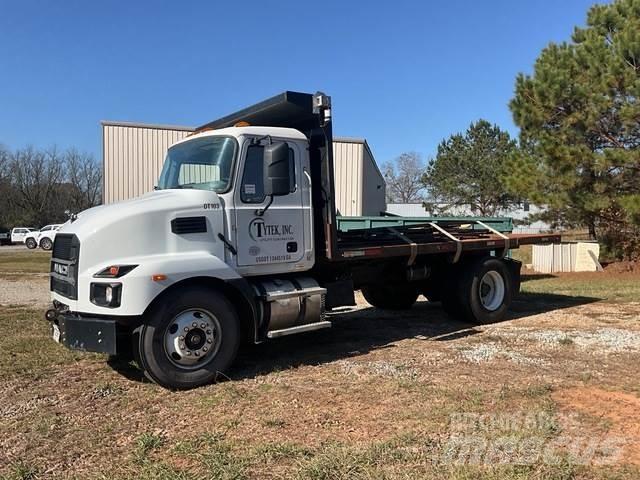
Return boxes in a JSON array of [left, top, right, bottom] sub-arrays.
[[25, 238, 37, 249], [361, 283, 419, 310], [135, 286, 240, 389], [40, 237, 53, 250]]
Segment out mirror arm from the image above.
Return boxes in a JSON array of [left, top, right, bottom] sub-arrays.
[[255, 195, 274, 217], [252, 135, 272, 146]]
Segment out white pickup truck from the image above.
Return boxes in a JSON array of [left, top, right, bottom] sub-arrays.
[[25, 224, 62, 250], [45, 91, 558, 389], [0, 227, 38, 246], [11, 227, 38, 244]]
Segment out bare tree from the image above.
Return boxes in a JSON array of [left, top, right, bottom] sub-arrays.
[[65, 148, 102, 211], [382, 152, 426, 203], [0, 145, 11, 226], [0, 144, 9, 182], [9, 146, 66, 225]]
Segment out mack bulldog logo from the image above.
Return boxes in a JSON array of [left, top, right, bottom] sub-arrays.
[[248, 218, 294, 242], [53, 263, 68, 276]]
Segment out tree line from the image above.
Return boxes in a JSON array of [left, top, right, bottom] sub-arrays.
[[384, 0, 640, 260], [0, 145, 101, 228]]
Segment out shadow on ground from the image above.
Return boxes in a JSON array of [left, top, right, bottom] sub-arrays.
[[232, 291, 600, 381], [108, 291, 600, 384], [510, 291, 600, 319]]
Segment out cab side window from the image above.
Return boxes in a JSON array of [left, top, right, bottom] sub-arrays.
[[240, 144, 296, 203]]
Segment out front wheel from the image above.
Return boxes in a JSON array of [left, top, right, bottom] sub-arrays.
[[25, 238, 37, 249], [40, 237, 53, 250], [135, 286, 240, 389]]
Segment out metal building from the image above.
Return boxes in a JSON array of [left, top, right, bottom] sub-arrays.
[[332, 137, 385, 216], [101, 121, 194, 204], [101, 122, 386, 216]]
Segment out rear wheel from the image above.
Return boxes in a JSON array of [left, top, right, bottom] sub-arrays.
[[361, 283, 419, 310], [453, 256, 514, 324], [40, 237, 53, 250], [25, 238, 37, 249], [134, 286, 240, 389]]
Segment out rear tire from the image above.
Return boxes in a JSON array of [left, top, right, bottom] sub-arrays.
[[134, 286, 240, 389], [361, 283, 419, 310], [454, 256, 514, 324], [25, 238, 37, 249], [40, 237, 53, 250]]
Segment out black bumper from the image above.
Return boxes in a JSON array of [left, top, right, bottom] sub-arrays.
[[53, 312, 118, 355]]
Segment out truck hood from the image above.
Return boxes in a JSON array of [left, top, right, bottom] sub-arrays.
[[57, 189, 226, 273]]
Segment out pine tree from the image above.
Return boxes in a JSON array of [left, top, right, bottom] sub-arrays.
[[423, 120, 518, 216], [508, 0, 640, 259]]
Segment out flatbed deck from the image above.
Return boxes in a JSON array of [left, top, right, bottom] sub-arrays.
[[336, 219, 559, 263]]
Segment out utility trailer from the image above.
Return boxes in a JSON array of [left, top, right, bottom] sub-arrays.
[[46, 91, 559, 389]]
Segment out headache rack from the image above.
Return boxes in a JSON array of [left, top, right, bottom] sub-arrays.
[[337, 219, 560, 265]]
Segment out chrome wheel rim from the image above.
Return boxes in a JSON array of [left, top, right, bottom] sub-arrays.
[[163, 309, 221, 370], [479, 271, 505, 311]]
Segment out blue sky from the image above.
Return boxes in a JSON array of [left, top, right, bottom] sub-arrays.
[[0, 0, 600, 166]]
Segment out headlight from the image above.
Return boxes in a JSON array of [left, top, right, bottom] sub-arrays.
[[90, 283, 122, 308]]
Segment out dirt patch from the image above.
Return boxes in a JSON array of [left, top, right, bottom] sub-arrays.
[[0, 275, 49, 307], [554, 387, 640, 465], [604, 261, 640, 274]]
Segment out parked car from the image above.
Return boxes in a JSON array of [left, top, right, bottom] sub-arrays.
[[25, 224, 62, 250], [0, 227, 9, 246], [10, 227, 38, 244]]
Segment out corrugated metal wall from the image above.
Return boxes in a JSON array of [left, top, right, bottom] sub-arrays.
[[332, 140, 363, 216], [360, 142, 386, 215], [532, 242, 601, 273], [102, 122, 194, 204], [102, 124, 387, 216]]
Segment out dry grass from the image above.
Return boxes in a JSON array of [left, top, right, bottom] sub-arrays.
[[521, 271, 640, 303], [0, 250, 50, 274], [1, 251, 640, 478], [2, 296, 640, 478]]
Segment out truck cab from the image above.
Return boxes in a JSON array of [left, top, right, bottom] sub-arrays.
[[157, 126, 315, 276]]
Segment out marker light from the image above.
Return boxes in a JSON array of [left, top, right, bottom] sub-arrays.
[[152, 274, 167, 282], [94, 265, 137, 278]]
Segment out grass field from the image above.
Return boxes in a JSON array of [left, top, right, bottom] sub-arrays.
[[1, 251, 639, 479], [0, 249, 50, 274], [521, 272, 640, 303]]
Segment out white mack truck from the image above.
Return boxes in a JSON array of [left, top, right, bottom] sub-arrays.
[[46, 91, 558, 389]]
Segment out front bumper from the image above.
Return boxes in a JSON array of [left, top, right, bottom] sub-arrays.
[[49, 310, 132, 355]]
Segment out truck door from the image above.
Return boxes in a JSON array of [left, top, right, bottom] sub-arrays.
[[234, 141, 305, 268]]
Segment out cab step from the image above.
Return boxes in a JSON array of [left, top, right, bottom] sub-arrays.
[[267, 321, 332, 339]]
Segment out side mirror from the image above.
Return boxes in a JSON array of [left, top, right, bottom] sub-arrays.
[[263, 142, 291, 197]]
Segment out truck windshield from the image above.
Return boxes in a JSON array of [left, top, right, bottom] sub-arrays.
[[157, 136, 237, 192]]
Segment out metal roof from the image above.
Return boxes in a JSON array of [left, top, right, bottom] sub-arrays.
[[100, 120, 195, 132]]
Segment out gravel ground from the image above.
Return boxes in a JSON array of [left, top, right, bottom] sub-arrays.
[[500, 327, 640, 354], [0, 275, 50, 307]]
